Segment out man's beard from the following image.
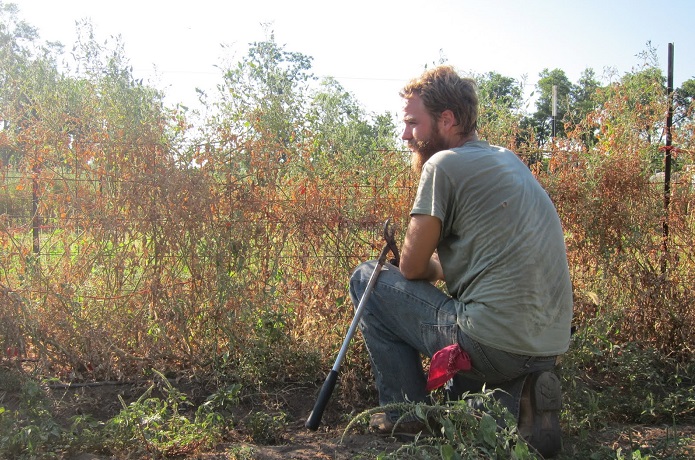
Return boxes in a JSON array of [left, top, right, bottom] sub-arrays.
[[409, 127, 448, 174]]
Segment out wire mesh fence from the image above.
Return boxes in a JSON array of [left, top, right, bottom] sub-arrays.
[[2, 145, 695, 376]]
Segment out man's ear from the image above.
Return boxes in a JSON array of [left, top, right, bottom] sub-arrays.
[[439, 109, 457, 131]]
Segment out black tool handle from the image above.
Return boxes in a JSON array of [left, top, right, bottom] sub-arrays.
[[305, 369, 338, 430]]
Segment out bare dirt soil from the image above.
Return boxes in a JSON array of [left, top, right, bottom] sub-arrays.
[[193, 381, 403, 460], [41, 378, 403, 459], [7, 376, 695, 459]]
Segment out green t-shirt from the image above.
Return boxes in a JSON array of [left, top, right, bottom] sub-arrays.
[[411, 141, 573, 356]]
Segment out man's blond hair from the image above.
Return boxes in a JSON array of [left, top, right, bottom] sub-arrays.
[[400, 65, 478, 137]]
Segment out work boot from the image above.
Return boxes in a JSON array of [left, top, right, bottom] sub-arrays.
[[369, 412, 431, 439], [519, 370, 562, 457]]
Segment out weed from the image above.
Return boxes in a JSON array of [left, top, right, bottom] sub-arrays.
[[227, 443, 257, 459], [220, 306, 323, 387], [0, 379, 64, 459], [245, 410, 288, 445], [345, 389, 537, 459], [103, 369, 239, 457]]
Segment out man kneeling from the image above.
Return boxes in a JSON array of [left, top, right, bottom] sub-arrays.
[[350, 66, 573, 458]]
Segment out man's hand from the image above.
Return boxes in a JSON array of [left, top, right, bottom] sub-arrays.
[[399, 214, 443, 282]]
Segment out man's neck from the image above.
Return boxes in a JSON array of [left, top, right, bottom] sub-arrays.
[[450, 131, 479, 149]]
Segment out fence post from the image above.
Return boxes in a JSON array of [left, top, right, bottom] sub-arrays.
[[661, 42, 674, 273]]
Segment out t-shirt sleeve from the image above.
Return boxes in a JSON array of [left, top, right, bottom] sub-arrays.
[[410, 158, 451, 223]]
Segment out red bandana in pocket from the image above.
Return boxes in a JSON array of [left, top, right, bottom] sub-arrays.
[[426, 344, 472, 391]]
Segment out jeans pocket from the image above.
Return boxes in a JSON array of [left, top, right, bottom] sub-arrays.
[[420, 323, 459, 357], [463, 338, 533, 382]]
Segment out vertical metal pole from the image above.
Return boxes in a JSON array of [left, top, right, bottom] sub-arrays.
[[551, 85, 557, 138], [661, 43, 674, 273]]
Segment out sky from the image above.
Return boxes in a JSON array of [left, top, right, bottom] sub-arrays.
[[9, 0, 695, 116]]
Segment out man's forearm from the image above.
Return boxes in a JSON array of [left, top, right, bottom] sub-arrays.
[[399, 215, 442, 280]]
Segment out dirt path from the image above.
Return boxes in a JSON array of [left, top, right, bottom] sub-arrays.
[[208, 427, 401, 459]]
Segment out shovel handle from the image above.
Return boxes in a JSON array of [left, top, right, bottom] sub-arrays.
[[305, 370, 338, 430]]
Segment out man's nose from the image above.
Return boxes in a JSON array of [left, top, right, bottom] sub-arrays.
[[401, 126, 412, 141]]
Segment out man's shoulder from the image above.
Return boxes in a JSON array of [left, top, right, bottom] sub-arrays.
[[461, 140, 509, 153], [430, 141, 500, 164]]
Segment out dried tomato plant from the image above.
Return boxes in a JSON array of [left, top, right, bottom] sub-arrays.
[[1, 21, 694, 392]]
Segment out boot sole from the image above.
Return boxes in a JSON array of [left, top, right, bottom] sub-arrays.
[[529, 371, 562, 457]]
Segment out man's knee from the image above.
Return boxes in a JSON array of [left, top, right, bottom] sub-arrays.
[[349, 260, 377, 304]]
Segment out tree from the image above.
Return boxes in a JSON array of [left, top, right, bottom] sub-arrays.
[[475, 71, 526, 150], [614, 67, 666, 145], [0, 1, 62, 166], [306, 76, 399, 176], [572, 69, 601, 116], [209, 32, 314, 144], [672, 78, 695, 155], [674, 78, 695, 125], [477, 71, 523, 109], [676, 78, 695, 106], [523, 67, 603, 148], [201, 32, 401, 183], [568, 68, 602, 147], [531, 68, 573, 144], [577, 65, 667, 174]]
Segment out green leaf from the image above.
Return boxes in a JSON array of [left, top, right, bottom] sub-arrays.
[[479, 412, 498, 447], [513, 440, 530, 458], [441, 443, 462, 460], [415, 404, 426, 420], [441, 416, 457, 441]]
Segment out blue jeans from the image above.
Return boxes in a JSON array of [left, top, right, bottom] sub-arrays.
[[349, 260, 558, 421]]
